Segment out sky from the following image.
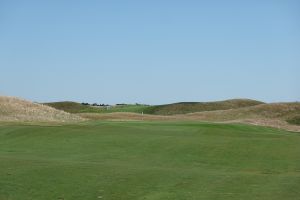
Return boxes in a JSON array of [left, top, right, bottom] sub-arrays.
[[0, 0, 299, 105]]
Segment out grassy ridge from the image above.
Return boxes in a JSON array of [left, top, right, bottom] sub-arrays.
[[45, 99, 264, 115], [0, 121, 299, 200], [144, 99, 264, 115]]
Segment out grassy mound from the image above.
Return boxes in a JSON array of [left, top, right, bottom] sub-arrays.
[[0, 121, 299, 199], [143, 99, 264, 115], [44, 101, 99, 113], [185, 102, 300, 120], [0, 96, 83, 123]]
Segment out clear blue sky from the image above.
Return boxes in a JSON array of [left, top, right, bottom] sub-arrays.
[[0, 1, 299, 104]]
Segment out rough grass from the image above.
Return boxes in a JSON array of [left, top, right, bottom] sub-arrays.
[[0, 121, 299, 200], [287, 115, 300, 125], [0, 96, 83, 123], [183, 103, 300, 120]]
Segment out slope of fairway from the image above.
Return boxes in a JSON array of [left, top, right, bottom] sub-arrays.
[[0, 121, 299, 200], [0, 96, 83, 122], [143, 99, 264, 115]]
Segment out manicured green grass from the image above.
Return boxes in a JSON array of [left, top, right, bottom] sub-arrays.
[[0, 121, 299, 200]]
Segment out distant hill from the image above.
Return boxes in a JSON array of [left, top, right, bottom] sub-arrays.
[[45, 101, 149, 114], [143, 99, 265, 115], [46, 99, 264, 115], [0, 96, 83, 123]]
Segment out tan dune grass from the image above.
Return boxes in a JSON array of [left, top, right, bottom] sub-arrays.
[[0, 96, 84, 123]]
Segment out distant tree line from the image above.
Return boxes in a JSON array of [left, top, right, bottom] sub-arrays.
[[81, 102, 149, 107], [81, 102, 110, 107]]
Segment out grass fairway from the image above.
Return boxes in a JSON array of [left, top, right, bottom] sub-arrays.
[[0, 122, 299, 200]]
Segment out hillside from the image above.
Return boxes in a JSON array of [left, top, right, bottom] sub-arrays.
[[46, 99, 264, 115], [0, 96, 83, 123], [44, 101, 99, 113], [143, 99, 265, 115], [183, 102, 300, 121]]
